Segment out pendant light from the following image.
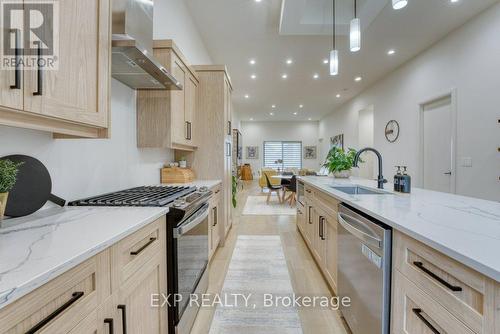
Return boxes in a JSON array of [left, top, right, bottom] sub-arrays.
[[392, 0, 408, 10], [330, 0, 338, 76], [350, 0, 360, 52]]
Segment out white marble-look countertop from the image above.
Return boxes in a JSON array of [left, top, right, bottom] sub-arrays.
[[0, 206, 168, 309], [161, 179, 222, 190], [298, 176, 500, 282]]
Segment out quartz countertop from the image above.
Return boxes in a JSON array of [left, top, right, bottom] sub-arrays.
[[298, 176, 500, 282], [0, 206, 168, 309], [161, 179, 222, 189]]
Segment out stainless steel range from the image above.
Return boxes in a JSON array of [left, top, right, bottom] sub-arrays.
[[69, 185, 211, 334]]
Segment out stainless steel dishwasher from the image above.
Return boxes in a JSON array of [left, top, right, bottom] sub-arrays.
[[337, 204, 392, 334]]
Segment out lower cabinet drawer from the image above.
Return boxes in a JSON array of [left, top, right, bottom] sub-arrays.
[[111, 217, 165, 290], [0, 250, 110, 334], [393, 270, 475, 334], [393, 231, 492, 333]]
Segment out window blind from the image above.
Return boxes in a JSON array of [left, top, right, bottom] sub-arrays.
[[263, 141, 302, 170]]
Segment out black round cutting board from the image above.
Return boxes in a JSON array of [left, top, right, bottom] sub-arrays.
[[2, 155, 65, 217]]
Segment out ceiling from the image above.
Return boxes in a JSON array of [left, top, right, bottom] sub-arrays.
[[185, 0, 499, 122]]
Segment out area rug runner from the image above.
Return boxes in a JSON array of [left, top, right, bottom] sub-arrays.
[[209, 235, 303, 334], [242, 196, 296, 216]]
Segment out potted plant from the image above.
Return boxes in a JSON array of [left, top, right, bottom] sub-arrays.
[[323, 147, 360, 178], [179, 156, 187, 168], [0, 159, 23, 221]]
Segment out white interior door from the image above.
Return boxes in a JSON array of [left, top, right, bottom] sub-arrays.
[[358, 106, 375, 179], [422, 96, 454, 193]]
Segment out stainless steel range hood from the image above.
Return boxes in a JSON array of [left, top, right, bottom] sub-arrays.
[[112, 0, 182, 90]]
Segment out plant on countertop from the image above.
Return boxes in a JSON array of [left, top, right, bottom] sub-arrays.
[[232, 175, 238, 208], [323, 147, 361, 174], [0, 159, 23, 193]]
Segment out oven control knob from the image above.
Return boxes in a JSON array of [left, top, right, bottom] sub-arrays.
[[199, 186, 209, 193], [173, 198, 185, 207]]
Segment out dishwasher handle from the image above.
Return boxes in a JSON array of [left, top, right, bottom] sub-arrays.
[[338, 212, 382, 249]]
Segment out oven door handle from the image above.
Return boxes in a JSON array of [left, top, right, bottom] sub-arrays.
[[174, 203, 210, 237]]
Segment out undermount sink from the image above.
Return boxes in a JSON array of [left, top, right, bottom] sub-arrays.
[[331, 186, 391, 195]]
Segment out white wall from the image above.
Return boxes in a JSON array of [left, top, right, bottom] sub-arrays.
[[241, 121, 321, 174], [319, 3, 500, 201], [0, 0, 212, 202]]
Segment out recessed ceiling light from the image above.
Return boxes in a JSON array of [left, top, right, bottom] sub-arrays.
[[271, 104, 276, 108], [255, 0, 262, 2], [286, 58, 293, 65], [299, 104, 304, 108], [323, 59, 329, 64], [313, 73, 319, 79], [282, 74, 288, 79], [308, 118, 312, 121], [355, 76, 362, 82], [270, 112, 274, 116], [244, 94, 250, 98], [387, 49, 396, 55], [450, 0, 459, 3], [249, 59, 256, 65], [392, 0, 408, 10], [250, 74, 257, 79], [293, 112, 298, 115], [336, 94, 341, 98], [250, 118, 254, 121]]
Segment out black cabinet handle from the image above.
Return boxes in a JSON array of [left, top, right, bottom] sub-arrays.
[[130, 237, 156, 256], [117, 304, 127, 334], [412, 308, 441, 334], [413, 261, 462, 292], [26, 291, 84, 334], [185, 121, 192, 140], [213, 207, 218, 226], [9, 29, 21, 89], [228, 121, 231, 135], [33, 41, 43, 96], [319, 216, 326, 240], [104, 318, 114, 334], [308, 206, 312, 224], [188, 122, 192, 140]]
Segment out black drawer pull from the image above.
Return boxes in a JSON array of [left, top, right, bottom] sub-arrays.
[[10, 29, 21, 89], [130, 237, 156, 256], [104, 318, 114, 334], [26, 291, 84, 334], [33, 41, 43, 96], [213, 207, 218, 226], [117, 304, 127, 334], [308, 206, 312, 224], [412, 308, 441, 334], [413, 261, 462, 292]]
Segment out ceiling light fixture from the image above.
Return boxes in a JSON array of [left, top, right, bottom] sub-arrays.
[[299, 104, 304, 108], [450, 0, 459, 3], [313, 73, 319, 79], [355, 76, 362, 82], [250, 118, 254, 121], [350, 0, 361, 52], [323, 59, 329, 64], [392, 0, 408, 10], [270, 112, 274, 116], [255, 0, 262, 2], [251, 74, 257, 79], [282, 74, 288, 79], [387, 49, 396, 55], [330, 0, 339, 76], [286, 58, 293, 65], [293, 112, 298, 115], [308, 118, 312, 121], [336, 94, 341, 98], [249, 59, 256, 65], [244, 94, 250, 98]]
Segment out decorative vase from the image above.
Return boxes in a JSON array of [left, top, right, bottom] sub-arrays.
[[333, 170, 351, 179], [179, 160, 187, 168], [0, 192, 8, 222]]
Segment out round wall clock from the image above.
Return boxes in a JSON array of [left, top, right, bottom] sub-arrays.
[[385, 120, 400, 143]]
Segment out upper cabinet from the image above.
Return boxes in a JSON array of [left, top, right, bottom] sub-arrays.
[[137, 40, 199, 151], [0, 0, 111, 138]]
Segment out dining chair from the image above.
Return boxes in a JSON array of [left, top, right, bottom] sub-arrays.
[[265, 173, 283, 204], [283, 175, 297, 206]]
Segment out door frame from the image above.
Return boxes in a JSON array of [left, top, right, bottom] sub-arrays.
[[418, 88, 457, 194]]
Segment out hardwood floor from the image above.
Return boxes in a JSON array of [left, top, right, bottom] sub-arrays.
[[190, 181, 349, 334]]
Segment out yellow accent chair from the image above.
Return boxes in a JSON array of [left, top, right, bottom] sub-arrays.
[[259, 169, 281, 190]]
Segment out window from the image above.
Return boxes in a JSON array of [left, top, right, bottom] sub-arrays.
[[263, 141, 302, 170]]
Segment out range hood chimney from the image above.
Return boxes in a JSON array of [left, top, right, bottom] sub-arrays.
[[112, 0, 182, 90]]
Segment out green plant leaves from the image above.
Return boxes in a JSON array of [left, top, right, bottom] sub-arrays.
[[0, 159, 23, 193], [322, 147, 360, 174]]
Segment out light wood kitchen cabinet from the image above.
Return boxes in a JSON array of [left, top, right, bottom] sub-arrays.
[[137, 40, 199, 150], [392, 230, 500, 334], [296, 201, 306, 233], [190, 65, 233, 246], [0, 217, 167, 334], [0, 0, 111, 138], [297, 184, 340, 293], [209, 185, 221, 260]]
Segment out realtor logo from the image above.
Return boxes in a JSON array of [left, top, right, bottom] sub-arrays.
[[1, 0, 59, 69]]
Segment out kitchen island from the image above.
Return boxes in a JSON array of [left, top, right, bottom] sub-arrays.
[[298, 176, 500, 334]]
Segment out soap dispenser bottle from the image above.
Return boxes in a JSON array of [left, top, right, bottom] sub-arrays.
[[400, 166, 412, 193], [394, 166, 402, 192]]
